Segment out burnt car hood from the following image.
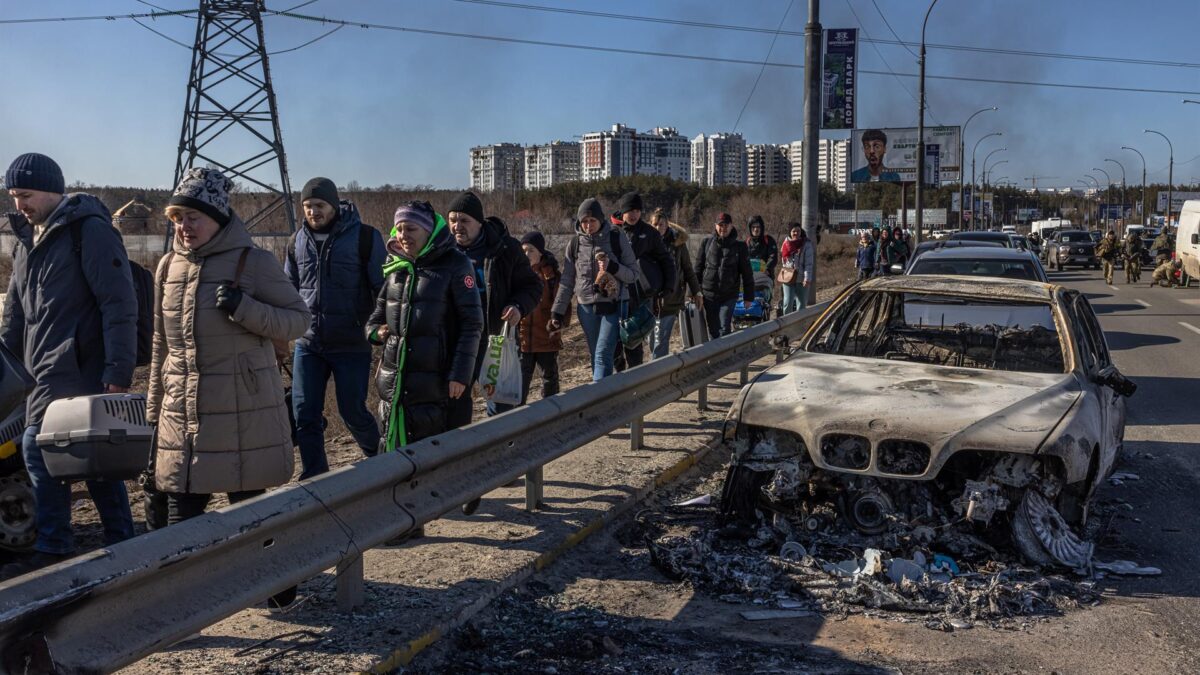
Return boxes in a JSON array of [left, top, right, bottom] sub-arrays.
[[737, 352, 1082, 478]]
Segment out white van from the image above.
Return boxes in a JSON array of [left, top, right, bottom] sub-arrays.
[[1177, 200, 1200, 282]]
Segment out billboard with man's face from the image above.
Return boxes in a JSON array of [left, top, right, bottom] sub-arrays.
[[850, 126, 962, 184]]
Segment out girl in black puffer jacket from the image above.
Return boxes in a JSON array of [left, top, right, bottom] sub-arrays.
[[366, 201, 483, 450]]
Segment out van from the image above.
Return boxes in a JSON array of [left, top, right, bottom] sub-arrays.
[[1177, 200, 1200, 282]]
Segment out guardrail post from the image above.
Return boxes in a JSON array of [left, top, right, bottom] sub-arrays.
[[336, 554, 364, 612], [631, 416, 644, 450], [525, 466, 544, 511], [739, 363, 749, 384], [697, 384, 708, 411]]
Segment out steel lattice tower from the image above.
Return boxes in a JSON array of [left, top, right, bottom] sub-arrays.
[[174, 0, 294, 232]]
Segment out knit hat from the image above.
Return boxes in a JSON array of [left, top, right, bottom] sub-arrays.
[[447, 190, 485, 225], [716, 212, 733, 225], [5, 153, 65, 194], [748, 215, 764, 231], [520, 231, 547, 255], [618, 191, 643, 214], [169, 167, 232, 226], [576, 197, 605, 223], [394, 200, 436, 232], [301, 177, 339, 209]]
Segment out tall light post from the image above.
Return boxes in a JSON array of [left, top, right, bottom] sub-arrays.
[[1121, 146, 1147, 226], [1145, 129, 1174, 227], [984, 159, 1008, 187], [1105, 158, 1126, 231], [1092, 167, 1112, 230], [1084, 174, 1101, 228], [914, 0, 941, 245], [958, 106, 996, 231], [971, 132, 1002, 230], [982, 153, 1007, 228]]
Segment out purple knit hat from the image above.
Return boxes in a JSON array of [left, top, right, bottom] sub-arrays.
[[393, 201, 436, 232]]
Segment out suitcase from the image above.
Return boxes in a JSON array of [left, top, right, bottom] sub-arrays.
[[37, 394, 153, 481], [679, 301, 707, 349]]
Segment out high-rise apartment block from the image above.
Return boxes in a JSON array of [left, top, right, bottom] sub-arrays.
[[786, 138, 849, 192], [469, 143, 525, 193], [691, 133, 747, 187], [580, 124, 637, 182], [747, 144, 792, 186], [524, 141, 580, 190]]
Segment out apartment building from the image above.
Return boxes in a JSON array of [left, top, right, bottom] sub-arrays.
[[747, 144, 792, 186], [691, 133, 747, 187], [524, 141, 580, 189], [469, 143, 525, 193]]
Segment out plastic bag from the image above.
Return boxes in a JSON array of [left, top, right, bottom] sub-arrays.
[[478, 323, 522, 406]]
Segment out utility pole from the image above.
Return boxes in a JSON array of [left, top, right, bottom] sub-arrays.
[[174, 0, 295, 235], [914, 0, 941, 246], [802, 0, 821, 305], [1145, 129, 1174, 228], [1122, 146, 1147, 226]]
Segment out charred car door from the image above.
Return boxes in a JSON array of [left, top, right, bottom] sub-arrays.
[[1062, 291, 1128, 489]]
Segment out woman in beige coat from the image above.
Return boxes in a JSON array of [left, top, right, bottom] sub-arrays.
[[147, 168, 309, 527]]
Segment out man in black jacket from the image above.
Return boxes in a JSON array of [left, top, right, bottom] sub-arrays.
[[745, 215, 779, 279], [695, 212, 755, 340], [613, 191, 676, 372]]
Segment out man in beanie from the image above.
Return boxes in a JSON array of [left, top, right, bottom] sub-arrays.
[[284, 178, 386, 478], [695, 212, 754, 339], [745, 215, 779, 280], [1, 153, 137, 577], [612, 191, 676, 372], [446, 191, 542, 421]]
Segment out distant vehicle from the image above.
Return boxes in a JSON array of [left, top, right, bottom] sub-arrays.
[[1178, 200, 1200, 284], [1012, 235, 1031, 252], [906, 246, 1048, 282], [1001, 225, 1018, 234], [1032, 218, 1072, 236], [949, 231, 1017, 248], [1046, 230, 1099, 270], [909, 239, 1005, 266]]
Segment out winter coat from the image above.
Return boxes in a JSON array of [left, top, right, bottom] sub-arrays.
[[856, 241, 877, 270], [461, 217, 543, 380], [780, 236, 816, 285], [519, 254, 563, 353], [660, 224, 702, 315], [552, 221, 640, 317], [284, 201, 385, 353], [746, 233, 780, 278], [367, 222, 483, 446], [620, 219, 677, 299], [877, 239, 908, 267], [1, 194, 137, 426], [695, 228, 755, 304], [147, 214, 311, 495]]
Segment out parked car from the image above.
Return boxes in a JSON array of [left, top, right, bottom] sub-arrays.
[[1045, 230, 1099, 270], [719, 275, 1135, 567], [906, 247, 1048, 282], [948, 231, 1018, 248]]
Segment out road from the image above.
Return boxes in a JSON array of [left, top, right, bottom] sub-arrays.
[[411, 266, 1200, 675]]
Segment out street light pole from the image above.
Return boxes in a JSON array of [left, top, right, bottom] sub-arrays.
[[1105, 158, 1126, 232], [1085, 174, 1101, 228], [982, 151, 1006, 228], [1146, 129, 1174, 228], [914, 0, 941, 246], [1121, 146, 1146, 226], [971, 132, 1001, 230], [1092, 167, 1112, 230], [959, 106, 996, 231]]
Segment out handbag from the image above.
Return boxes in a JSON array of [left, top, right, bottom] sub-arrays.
[[776, 266, 797, 285], [619, 300, 656, 349]]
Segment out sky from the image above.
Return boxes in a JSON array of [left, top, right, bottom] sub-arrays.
[[2, 0, 1199, 192]]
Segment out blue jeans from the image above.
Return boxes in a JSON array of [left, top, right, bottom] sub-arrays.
[[577, 303, 621, 381], [293, 344, 381, 479], [781, 282, 807, 315], [21, 424, 135, 555], [649, 313, 677, 359], [703, 298, 738, 340]]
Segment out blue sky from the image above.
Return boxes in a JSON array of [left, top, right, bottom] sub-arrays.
[[2, 0, 1199, 191]]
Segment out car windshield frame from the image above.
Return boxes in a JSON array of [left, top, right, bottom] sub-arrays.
[[908, 257, 1041, 281]]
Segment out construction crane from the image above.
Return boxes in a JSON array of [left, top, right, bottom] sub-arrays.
[[1023, 175, 1059, 191]]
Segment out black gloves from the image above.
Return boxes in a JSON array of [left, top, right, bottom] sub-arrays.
[[215, 284, 244, 315]]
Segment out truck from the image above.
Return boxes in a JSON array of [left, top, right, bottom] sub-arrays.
[[1177, 200, 1199, 285], [1031, 217, 1072, 237]]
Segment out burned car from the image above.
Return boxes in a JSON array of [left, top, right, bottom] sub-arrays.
[[719, 275, 1135, 568]]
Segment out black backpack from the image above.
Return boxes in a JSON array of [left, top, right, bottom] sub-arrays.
[[70, 222, 155, 367]]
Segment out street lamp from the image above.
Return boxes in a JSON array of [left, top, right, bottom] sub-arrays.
[[984, 159, 1009, 187], [982, 155, 1007, 228], [914, 0, 942, 245], [1121, 146, 1147, 226], [1105, 158, 1127, 231], [1184, 99, 1200, 105], [1092, 167, 1112, 230], [958, 106, 996, 231], [971, 133, 1002, 228], [1145, 129, 1174, 227], [1084, 174, 1101, 228]]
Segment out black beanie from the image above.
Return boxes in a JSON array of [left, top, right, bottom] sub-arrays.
[[618, 191, 644, 214], [748, 215, 764, 231], [576, 198, 606, 223], [6, 153, 65, 194], [447, 190, 486, 225], [301, 177, 339, 209], [520, 230, 547, 256]]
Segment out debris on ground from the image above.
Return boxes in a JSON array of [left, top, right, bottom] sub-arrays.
[[1108, 472, 1140, 486], [1094, 559, 1162, 576]]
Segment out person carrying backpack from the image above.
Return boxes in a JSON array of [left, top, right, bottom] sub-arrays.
[[0, 153, 138, 579], [283, 178, 386, 479], [613, 192, 676, 372]]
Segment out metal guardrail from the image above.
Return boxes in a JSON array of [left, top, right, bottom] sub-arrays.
[[0, 302, 827, 674]]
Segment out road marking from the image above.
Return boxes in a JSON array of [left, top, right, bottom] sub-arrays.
[[1108, 285, 1120, 292], [1180, 322, 1200, 336], [1135, 299, 1151, 307]]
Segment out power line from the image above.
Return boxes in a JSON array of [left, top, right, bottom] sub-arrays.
[[870, 0, 917, 58], [269, 23, 343, 54], [450, 0, 1200, 70], [130, 16, 192, 49], [733, 0, 793, 131], [128, 5, 344, 57], [843, 0, 938, 125], [0, 8, 196, 24]]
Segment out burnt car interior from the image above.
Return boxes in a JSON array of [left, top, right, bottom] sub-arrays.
[[807, 290, 1065, 374]]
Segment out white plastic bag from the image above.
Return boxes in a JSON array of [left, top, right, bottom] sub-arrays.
[[478, 323, 522, 406]]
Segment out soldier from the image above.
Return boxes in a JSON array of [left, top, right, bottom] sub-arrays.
[[1152, 226, 1175, 265], [1123, 230, 1144, 284], [1096, 230, 1118, 285], [1150, 258, 1182, 288]]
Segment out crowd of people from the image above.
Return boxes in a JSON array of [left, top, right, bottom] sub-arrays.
[[853, 226, 914, 279], [0, 153, 833, 595]]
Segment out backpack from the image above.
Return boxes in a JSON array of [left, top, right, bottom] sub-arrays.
[[70, 222, 155, 367]]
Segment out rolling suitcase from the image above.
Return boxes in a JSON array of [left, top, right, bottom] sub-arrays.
[[679, 301, 707, 349]]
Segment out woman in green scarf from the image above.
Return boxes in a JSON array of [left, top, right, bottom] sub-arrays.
[[366, 201, 483, 452]]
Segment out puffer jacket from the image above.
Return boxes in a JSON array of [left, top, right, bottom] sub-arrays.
[[367, 219, 483, 446], [148, 214, 311, 495], [695, 228, 754, 304], [660, 224, 702, 315], [1, 194, 138, 426], [620, 219, 677, 298], [552, 220, 639, 316], [284, 201, 386, 353], [519, 253, 563, 353]]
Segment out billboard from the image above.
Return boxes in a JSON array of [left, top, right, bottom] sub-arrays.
[[893, 209, 948, 226], [1098, 204, 1134, 220], [850, 126, 961, 183], [1156, 191, 1200, 213], [1017, 208, 1042, 222], [821, 29, 857, 130]]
